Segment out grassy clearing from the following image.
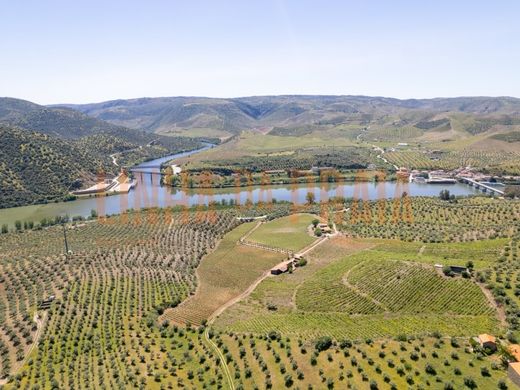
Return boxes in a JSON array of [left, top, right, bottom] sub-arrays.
[[247, 213, 317, 252], [161, 223, 286, 326]]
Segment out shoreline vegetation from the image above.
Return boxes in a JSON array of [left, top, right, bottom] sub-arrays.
[[0, 192, 513, 234], [163, 168, 399, 190]]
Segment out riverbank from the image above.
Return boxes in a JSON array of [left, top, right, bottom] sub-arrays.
[[0, 142, 488, 228], [0, 180, 482, 228]]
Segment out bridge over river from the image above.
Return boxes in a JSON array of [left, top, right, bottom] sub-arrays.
[[459, 177, 505, 195]]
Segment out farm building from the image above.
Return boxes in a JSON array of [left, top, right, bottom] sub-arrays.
[[477, 334, 497, 352], [317, 223, 332, 234], [39, 295, 55, 310], [310, 166, 334, 175], [508, 362, 520, 387], [449, 265, 467, 274], [271, 259, 300, 275], [510, 344, 520, 362], [271, 263, 289, 275]]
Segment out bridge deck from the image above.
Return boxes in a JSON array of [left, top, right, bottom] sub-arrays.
[[460, 177, 504, 195]]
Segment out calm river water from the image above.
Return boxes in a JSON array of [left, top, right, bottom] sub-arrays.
[[0, 145, 480, 226]]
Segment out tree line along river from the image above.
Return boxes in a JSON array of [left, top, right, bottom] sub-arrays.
[[0, 145, 480, 227]]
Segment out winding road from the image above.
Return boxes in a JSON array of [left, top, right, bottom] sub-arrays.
[[201, 220, 334, 390]]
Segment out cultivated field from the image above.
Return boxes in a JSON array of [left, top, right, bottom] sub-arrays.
[[160, 223, 286, 326], [219, 333, 511, 389], [343, 196, 520, 242], [384, 149, 520, 175], [0, 208, 240, 388], [218, 239, 500, 340], [247, 213, 318, 252], [1, 199, 518, 389]]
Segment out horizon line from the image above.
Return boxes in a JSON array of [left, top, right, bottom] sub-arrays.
[[16, 93, 520, 107]]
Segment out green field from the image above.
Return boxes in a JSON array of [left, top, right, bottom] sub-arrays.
[[216, 235, 502, 341], [160, 222, 286, 326], [220, 333, 511, 389], [247, 213, 318, 252], [1, 201, 518, 389]]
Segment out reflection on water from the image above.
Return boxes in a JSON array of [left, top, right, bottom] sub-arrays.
[[0, 175, 480, 226], [0, 143, 482, 226]]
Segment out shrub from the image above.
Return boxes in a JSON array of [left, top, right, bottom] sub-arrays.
[[463, 377, 477, 389], [314, 336, 332, 352]]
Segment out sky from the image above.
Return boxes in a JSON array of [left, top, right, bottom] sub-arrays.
[[1, 0, 519, 104]]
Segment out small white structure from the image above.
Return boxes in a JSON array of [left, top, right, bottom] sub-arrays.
[[171, 165, 182, 175]]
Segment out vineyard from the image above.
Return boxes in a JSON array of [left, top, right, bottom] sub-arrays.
[[383, 149, 520, 174], [159, 223, 286, 326], [296, 249, 493, 317], [0, 208, 240, 388], [216, 232, 502, 342], [347, 258, 493, 315], [478, 232, 520, 342], [343, 196, 520, 242]]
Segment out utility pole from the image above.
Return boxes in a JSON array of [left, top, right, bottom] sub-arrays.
[[62, 220, 69, 256]]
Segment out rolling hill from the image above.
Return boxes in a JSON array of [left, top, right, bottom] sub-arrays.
[[0, 125, 110, 208], [58, 95, 520, 142], [0, 98, 204, 208]]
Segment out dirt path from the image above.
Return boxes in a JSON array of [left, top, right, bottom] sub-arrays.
[[110, 153, 119, 166], [0, 311, 46, 385], [342, 261, 389, 311], [176, 220, 325, 390], [477, 282, 507, 327], [372, 144, 399, 170], [204, 327, 235, 390], [239, 220, 263, 241]]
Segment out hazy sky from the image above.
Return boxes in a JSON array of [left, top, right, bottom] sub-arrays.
[[1, 0, 519, 104]]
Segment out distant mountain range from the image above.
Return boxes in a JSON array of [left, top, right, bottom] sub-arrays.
[[57, 95, 520, 140], [2, 94, 520, 209]]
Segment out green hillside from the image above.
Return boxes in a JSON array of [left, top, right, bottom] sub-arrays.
[[0, 125, 111, 208], [60, 95, 520, 141], [0, 98, 205, 208]]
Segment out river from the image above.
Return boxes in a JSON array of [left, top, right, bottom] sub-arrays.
[[0, 145, 481, 227]]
